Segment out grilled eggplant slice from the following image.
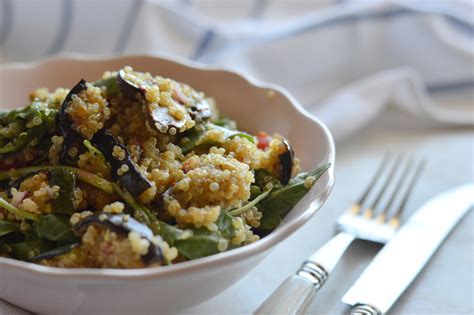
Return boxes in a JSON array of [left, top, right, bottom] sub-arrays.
[[74, 213, 163, 264], [59, 79, 87, 164], [92, 130, 152, 199], [278, 138, 294, 185], [117, 69, 211, 135]]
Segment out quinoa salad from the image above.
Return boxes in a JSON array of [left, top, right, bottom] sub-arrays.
[[0, 67, 329, 269]]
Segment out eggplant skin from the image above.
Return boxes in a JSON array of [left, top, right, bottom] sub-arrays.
[[117, 69, 211, 134], [118, 70, 187, 134], [59, 79, 88, 164], [92, 129, 153, 198], [145, 103, 186, 133], [278, 139, 294, 185], [61, 77, 152, 198], [31, 243, 78, 261], [117, 69, 145, 99], [189, 99, 212, 123], [73, 213, 163, 264]]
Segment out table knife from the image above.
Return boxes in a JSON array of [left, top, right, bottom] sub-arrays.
[[342, 183, 474, 315]]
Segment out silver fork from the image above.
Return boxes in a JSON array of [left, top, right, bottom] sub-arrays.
[[255, 154, 425, 315]]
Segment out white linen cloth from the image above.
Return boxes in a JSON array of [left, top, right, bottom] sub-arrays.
[[0, 0, 473, 314], [0, 0, 473, 139]]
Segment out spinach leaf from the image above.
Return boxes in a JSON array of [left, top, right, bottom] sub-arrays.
[[212, 117, 237, 130], [0, 229, 23, 249], [229, 190, 270, 216], [0, 101, 57, 159], [35, 214, 76, 242], [174, 235, 225, 260], [158, 221, 222, 260], [254, 169, 283, 191], [159, 212, 238, 260], [180, 124, 255, 154], [179, 128, 208, 155], [0, 221, 20, 237], [257, 164, 330, 230], [158, 221, 190, 245], [249, 185, 262, 199], [211, 124, 255, 144], [8, 239, 55, 261], [0, 132, 28, 155], [94, 76, 119, 97], [49, 168, 77, 214], [213, 211, 234, 239], [23, 228, 40, 241]]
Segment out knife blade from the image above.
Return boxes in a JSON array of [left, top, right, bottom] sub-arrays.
[[342, 183, 474, 314]]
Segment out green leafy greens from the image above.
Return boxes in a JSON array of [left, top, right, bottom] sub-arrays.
[[180, 124, 255, 154], [159, 212, 238, 260], [49, 168, 77, 214], [256, 164, 330, 230], [0, 101, 57, 159], [35, 214, 77, 242], [0, 221, 20, 237]]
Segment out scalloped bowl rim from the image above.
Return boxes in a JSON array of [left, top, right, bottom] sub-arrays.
[[0, 54, 335, 280]]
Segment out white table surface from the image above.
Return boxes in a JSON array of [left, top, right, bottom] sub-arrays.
[[1, 110, 473, 315]]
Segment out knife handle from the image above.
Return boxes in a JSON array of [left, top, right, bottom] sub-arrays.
[[349, 304, 382, 315], [255, 232, 355, 315]]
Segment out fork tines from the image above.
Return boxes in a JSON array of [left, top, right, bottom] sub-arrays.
[[351, 153, 425, 227]]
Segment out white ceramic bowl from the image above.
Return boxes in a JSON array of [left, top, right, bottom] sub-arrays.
[[0, 55, 335, 314]]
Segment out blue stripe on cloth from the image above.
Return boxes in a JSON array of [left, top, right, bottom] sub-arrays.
[[292, 8, 413, 37], [189, 5, 472, 63], [251, 7, 472, 47], [427, 78, 474, 93], [250, 0, 268, 19], [203, 8, 421, 61], [444, 16, 474, 37], [45, 0, 73, 55], [297, 8, 473, 39], [0, 0, 13, 46], [114, 0, 144, 53], [192, 29, 216, 60]]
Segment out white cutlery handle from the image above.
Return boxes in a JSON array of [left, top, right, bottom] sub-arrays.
[[255, 232, 355, 315], [254, 274, 317, 315], [349, 304, 382, 315]]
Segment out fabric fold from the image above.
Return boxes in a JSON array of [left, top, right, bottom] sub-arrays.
[[312, 67, 473, 140]]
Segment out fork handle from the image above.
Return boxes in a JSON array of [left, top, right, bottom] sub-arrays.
[[254, 232, 355, 315]]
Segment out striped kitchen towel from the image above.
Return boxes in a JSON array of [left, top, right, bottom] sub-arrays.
[[0, 0, 473, 140]]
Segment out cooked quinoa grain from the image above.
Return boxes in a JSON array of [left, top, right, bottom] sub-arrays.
[[103, 201, 125, 214], [174, 153, 253, 210]]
